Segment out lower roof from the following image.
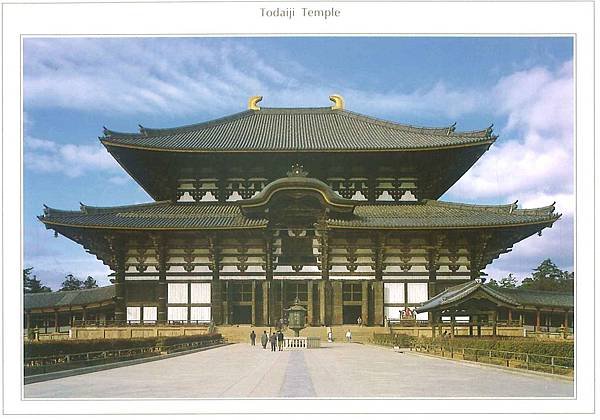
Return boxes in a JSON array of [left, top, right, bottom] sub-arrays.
[[416, 281, 573, 313], [24, 286, 115, 311], [38, 199, 559, 231]]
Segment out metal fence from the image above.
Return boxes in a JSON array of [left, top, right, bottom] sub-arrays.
[[24, 336, 223, 376], [411, 343, 573, 376]]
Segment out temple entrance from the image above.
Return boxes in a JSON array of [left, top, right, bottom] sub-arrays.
[[232, 305, 252, 324], [343, 305, 362, 325]]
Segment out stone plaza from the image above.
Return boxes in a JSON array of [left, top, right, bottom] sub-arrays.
[[24, 342, 573, 398]]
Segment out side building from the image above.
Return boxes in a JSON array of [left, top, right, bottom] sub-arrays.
[[37, 96, 561, 328]]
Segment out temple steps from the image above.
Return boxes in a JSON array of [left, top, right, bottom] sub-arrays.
[[215, 325, 390, 344]]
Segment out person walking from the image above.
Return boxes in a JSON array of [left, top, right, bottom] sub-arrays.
[[260, 330, 268, 349], [345, 329, 352, 342], [250, 330, 256, 346], [277, 330, 284, 351], [270, 332, 277, 352]]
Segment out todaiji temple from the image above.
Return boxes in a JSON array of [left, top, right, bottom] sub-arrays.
[[31, 95, 570, 337]]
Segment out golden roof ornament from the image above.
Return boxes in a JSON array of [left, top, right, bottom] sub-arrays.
[[329, 94, 344, 110], [248, 95, 263, 110]]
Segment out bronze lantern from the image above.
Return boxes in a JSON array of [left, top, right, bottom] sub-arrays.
[[286, 297, 307, 337]]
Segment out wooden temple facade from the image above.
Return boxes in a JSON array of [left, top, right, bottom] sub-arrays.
[[38, 96, 561, 327]]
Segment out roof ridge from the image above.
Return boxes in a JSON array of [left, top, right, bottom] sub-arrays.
[[102, 107, 496, 141], [501, 288, 573, 296], [423, 200, 516, 213], [80, 201, 172, 214]]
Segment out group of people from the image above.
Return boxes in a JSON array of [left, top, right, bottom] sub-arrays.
[[250, 330, 285, 351]]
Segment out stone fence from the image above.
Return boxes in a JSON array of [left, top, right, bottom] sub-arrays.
[[283, 336, 320, 349]]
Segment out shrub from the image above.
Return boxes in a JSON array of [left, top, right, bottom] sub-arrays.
[[413, 336, 573, 359], [373, 333, 415, 348], [24, 333, 222, 359]]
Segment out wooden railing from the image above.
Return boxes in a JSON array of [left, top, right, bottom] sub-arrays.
[[411, 343, 573, 376]]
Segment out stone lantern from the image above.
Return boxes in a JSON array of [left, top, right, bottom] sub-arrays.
[[286, 297, 307, 337]]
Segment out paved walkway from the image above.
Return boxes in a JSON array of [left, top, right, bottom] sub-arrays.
[[24, 343, 573, 398]]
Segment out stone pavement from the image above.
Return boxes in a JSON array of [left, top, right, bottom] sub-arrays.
[[24, 343, 573, 398]]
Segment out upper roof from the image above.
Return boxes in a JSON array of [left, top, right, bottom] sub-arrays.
[[416, 280, 573, 312], [38, 199, 559, 231], [24, 286, 115, 310], [101, 107, 496, 152]]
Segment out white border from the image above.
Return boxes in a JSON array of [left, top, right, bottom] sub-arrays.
[[2, 0, 595, 415]]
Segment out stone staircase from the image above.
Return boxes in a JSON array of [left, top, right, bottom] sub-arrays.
[[215, 324, 389, 344]]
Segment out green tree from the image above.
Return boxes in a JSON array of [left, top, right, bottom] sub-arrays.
[[485, 278, 499, 288], [23, 267, 52, 293], [498, 273, 518, 289], [59, 274, 83, 291], [520, 259, 573, 292], [83, 276, 98, 289]]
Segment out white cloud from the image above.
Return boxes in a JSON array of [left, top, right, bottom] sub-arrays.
[[24, 136, 120, 177], [24, 38, 484, 121], [447, 61, 573, 212]]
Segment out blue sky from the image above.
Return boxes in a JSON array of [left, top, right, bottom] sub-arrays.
[[23, 37, 574, 291]]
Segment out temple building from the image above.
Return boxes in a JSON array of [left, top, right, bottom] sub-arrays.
[[38, 95, 561, 328]]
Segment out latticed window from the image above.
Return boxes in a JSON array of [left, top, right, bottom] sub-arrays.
[[286, 283, 308, 302], [343, 283, 362, 301], [233, 283, 252, 302]]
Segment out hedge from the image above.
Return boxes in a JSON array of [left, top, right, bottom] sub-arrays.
[[25, 333, 222, 359], [413, 336, 573, 359], [373, 333, 415, 348]]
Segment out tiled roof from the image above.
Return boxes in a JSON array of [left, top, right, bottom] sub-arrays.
[[101, 108, 496, 152], [39, 201, 269, 230], [416, 281, 573, 312], [39, 200, 559, 231], [24, 286, 115, 310], [500, 288, 573, 308], [416, 281, 521, 312], [328, 200, 559, 229]]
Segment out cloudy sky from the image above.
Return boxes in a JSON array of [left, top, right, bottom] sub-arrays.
[[23, 37, 573, 291]]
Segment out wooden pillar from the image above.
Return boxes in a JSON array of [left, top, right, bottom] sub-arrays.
[[44, 314, 48, 334], [317, 227, 330, 326], [361, 280, 369, 326], [264, 233, 273, 327], [431, 311, 437, 337], [280, 279, 285, 320], [82, 306, 87, 322], [262, 281, 270, 326], [450, 314, 455, 338], [492, 310, 497, 337], [427, 247, 438, 326], [307, 280, 314, 326], [69, 308, 73, 328], [251, 280, 257, 326], [332, 281, 343, 325], [373, 281, 384, 326], [535, 309, 541, 332], [508, 309, 512, 324], [225, 280, 231, 324], [519, 313, 523, 327], [374, 233, 385, 326], [319, 281, 327, 325], [564, 311, 569, 329], [154, 236, 168, 324], [25, 311, 30, 330], [54, 310, 59, 332], [114, 246, 126, 323]]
